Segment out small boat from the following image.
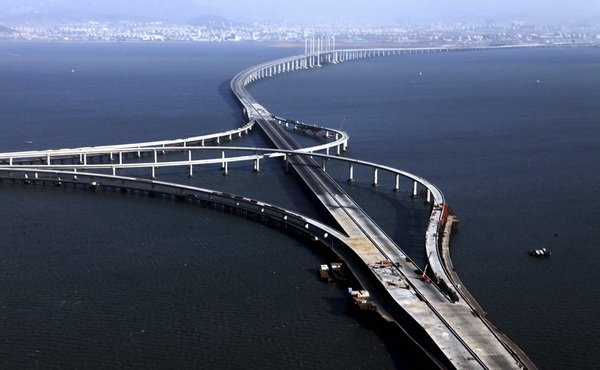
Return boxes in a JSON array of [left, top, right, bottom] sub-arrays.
[[529, 248, 551, 257], [319, 264, 332, 282], [348, 289, 378, 311], [319, 262, 346, 282]]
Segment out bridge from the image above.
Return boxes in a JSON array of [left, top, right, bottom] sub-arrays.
[[0, 46, 538, 369]]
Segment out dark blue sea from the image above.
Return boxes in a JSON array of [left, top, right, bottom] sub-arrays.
[[0, 42, 599, 369]]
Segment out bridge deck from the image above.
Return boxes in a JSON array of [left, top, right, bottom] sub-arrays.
[[254, 113, 520, 369]]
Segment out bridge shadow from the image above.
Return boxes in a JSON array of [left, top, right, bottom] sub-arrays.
[[317, 292, 439, 369]]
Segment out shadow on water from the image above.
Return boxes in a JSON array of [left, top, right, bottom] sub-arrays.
[[305, 254, 439, 370], [350, 310, 441, 370]]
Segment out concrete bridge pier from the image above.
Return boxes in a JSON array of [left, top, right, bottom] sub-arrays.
[[223, 161, 229, 176], [348, 163, 354, 181], [187, 150, 194, 178], [412, 180, 418, 197], [221, 150, 226, 169], [372, 168, 379, 186], [394, 173, 401, 191], [254, 158, 261, 172]]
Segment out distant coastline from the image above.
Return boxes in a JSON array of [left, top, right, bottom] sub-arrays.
[[2, 20, 599, 48]]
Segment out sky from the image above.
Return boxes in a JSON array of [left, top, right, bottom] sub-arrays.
[[1, 0, 600, 25]]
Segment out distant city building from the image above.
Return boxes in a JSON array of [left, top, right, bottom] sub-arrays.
[[1, 20, 599, 47]]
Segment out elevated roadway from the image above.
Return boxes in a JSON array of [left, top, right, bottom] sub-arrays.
[[0, 46, 539, 369], [231, 47, 537, 369]]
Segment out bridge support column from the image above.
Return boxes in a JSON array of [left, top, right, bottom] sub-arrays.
[[325, 146, 329, 155], [321, 157, 326, 171], [83, 154, 87, 166], [109, 152, 113, 161], [73, 168, 77, 180], [223, 161, 229, 176], [9, 158, 12, 166], [151, 166, 156, 179], [254, 158, 260, 172], [46, 154, 50, 166], [153, 150, 158, 164], [426, 189, 432, 204], [188, 150, 193, 178], [412, 181, 418, 197], [221, 150, 226, 169], [216, 137, 220, 145], [394, 174, 400, 191], [119, 152, 123, 165], [348, 163, 354, 181], [372, 168, 379, 186], [336, 144, 341, 156], [201, 139, 205, 146], [112, 166, 116, 176]]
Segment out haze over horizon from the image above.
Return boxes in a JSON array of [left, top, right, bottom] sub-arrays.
[[1, 0, 600, 26]]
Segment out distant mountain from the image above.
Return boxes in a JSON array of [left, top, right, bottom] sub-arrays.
[[187, 15, 249, 28]]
